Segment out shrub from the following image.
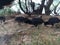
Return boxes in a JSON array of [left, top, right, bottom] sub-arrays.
[[0, 7, 15, 16]]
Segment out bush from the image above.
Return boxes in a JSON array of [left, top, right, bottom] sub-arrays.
[[0, 7, 15, 16]]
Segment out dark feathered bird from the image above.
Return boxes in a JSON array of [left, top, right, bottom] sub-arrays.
[[15, 17, 26, 23], [30, 17, 44, 27], [15, 17, 30, 23], [44, 17, 60, 26], [23, 18, 31, 23]]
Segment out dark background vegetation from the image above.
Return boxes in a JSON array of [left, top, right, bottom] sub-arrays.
[[0, 0, 60, 16]]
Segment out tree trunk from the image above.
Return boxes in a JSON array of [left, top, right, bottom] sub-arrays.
[[30, 0, 35, 12], [39, 0, 45, 14], [44, 0, 53, 15], [54, 1, 60, 15], [19, 0, 26, 13]]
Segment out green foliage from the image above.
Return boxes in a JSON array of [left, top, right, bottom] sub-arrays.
[[0, 7, 15, 16]]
